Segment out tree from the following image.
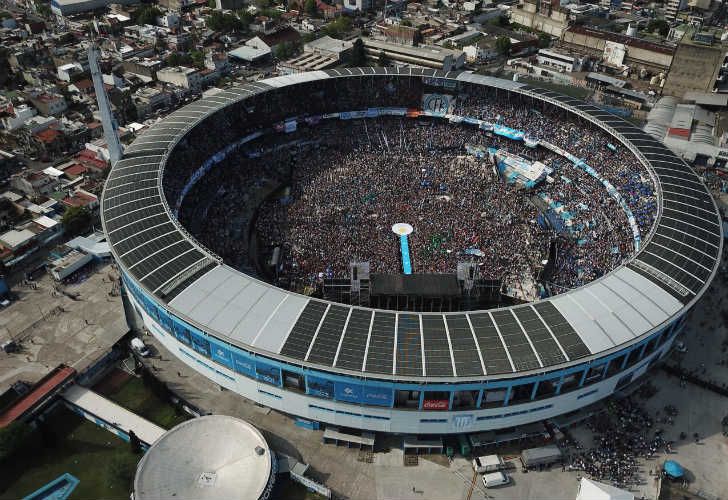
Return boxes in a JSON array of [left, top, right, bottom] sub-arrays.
[[349, 38, 366, 67], [61, 206, 92, 237], [377, 50, 391, 67], [304, 0, 317, 16], [135, 6, 162, 26], [538, 33, 551, 48], [36, 3, 52, 18], [0, 422, 37, 461], [166, 52, 193, 66], [206, 11, 244, 32], [322, 16, 352, 38], [495, 36, 511, 56], [401, 19, 412, 26], [646, 19, 669, 37], [190, 49, 205, 69], [274, 41, 301, 59], [208, 0, 217, 7]]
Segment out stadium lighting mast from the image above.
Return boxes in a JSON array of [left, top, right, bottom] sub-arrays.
[[88, 41, 124, 165]]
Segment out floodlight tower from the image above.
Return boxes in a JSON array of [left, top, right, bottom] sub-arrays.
[[88, 43, 123, 165]]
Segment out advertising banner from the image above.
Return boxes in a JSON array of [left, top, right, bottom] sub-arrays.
[[307, 375, 335, 399], [423, 399, 449, 410], [255, 362, 281, 386], [172, 322, 192, 346], [334, 381, 363, 403], [209, 339, 233, 370], [190, 331, 211, 357], [157, 309, 172, 333], [362, 386, 394, 407], [232, 351, 255, 378]]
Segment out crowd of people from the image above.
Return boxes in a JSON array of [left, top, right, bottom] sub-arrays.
[[170, 80, 658, 297], [565, 398, 669, 490]]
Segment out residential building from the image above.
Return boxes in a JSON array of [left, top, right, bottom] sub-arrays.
[[665, 0, 687, 21], [50, 0, 140, 16], [361, 39, 465, 71], [57, 62, 84, 82], [0, 104, 37, 131], [536, 48, 585, 72], [156, 66, 203, 92], [11, 171, 59, 197], [28, 92, 67, 117]]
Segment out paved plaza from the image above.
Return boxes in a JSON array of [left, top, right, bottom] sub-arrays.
[[0, 262, 127, 392]]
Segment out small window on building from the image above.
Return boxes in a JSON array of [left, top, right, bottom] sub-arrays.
[[394, 390, 420, 409], [452, 390, 479, 410]]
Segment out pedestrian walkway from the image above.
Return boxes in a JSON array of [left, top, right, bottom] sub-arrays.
[[61, 385, 165, 447]]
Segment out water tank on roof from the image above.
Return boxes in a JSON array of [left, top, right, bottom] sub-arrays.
[[626, 24, 638, 37]]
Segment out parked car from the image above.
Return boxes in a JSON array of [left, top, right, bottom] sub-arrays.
[[482, 471, 510, 488]]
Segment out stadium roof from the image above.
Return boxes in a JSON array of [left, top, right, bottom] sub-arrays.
[[101, 68, 722, 382]]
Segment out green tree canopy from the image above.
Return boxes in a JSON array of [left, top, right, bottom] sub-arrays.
[[322, 16, 352, 38], [135, 6, 162, 26], [495, 36, 511, 56], [166, 52, 193, 66], [646, 19, 669, 37], [349, 38, 366, 67], [538, 32, 551, 48], [378, 49, 391, 67], [61, 206, 92, 237], [206, 11, 245, 32], [190, 49, 205, 68], [304, 0, 317, 16], [0, 422, 37, 461]]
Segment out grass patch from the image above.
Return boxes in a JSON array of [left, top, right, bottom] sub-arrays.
[[277, 479, 328, 500], [0, 406, 140, 500], [100, 374, 189, 430]]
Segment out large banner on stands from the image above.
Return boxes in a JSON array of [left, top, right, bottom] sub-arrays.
[[422, 94, 456, 116]]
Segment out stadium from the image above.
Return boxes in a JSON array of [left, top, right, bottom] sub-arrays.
[[102, 69, 722, 435]]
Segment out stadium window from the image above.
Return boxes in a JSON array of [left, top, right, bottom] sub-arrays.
[[582, 364, 606, 387], [624, 346, 643, 369], [508, 382, 534, 405], [559, 372, 581, 394], [394, 390, 420, 410], [282, 370, 304, 392], [534, 378, 559, 400], [642, 336, 659, 357], [605, 354, 625, 379], [480, 388, 508, 409], [452, 390, 479, 410]]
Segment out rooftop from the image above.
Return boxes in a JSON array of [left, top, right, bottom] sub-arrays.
[[133, 416, 272, 500]]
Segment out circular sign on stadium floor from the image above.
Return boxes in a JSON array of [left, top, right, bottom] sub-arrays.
[[391, 223, 414, 236]]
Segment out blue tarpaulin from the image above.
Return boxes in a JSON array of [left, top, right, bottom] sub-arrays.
[[663, 460, 684, 478]]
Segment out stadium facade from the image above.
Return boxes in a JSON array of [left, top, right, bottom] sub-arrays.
[[102, 69, 722, 435]]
